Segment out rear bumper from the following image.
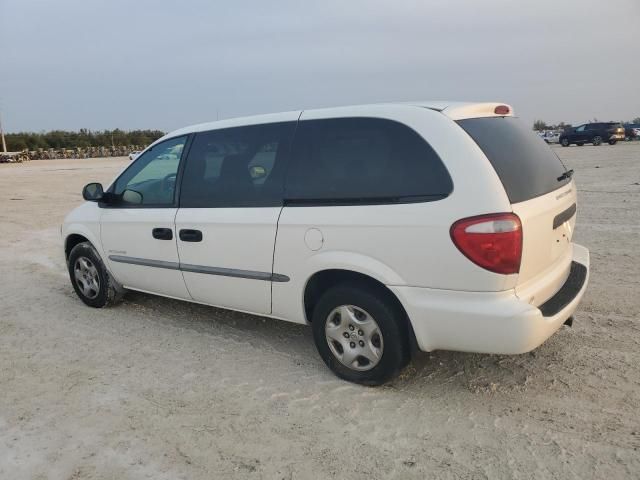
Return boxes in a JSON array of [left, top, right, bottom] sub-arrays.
[[391, 243, 590, 354]]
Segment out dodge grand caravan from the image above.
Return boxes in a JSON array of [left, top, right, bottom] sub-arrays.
[[63, 102, 590, 385]]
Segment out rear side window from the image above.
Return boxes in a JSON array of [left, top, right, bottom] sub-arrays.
[[457, 117, 570, 203], [180, 122, 296, 208], [285, 118, 452, 204]]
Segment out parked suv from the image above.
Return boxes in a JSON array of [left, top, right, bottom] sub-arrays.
[[559, 122, 625, 146], [63, 102, 590, 385]]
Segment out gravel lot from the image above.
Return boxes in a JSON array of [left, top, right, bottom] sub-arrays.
[[1, 144, 639, 479]]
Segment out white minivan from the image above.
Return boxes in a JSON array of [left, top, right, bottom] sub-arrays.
[[63, 102, 590, 384]]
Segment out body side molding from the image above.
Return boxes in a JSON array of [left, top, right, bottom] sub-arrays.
[[108, 255, 289, 282]]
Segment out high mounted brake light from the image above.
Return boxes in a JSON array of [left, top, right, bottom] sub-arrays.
[[494, 105, 510, 115], [450, 213, 522, 275]]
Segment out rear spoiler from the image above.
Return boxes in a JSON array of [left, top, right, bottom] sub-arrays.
[[439, 103, 514, 121]]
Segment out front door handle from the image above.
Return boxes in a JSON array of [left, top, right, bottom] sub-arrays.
[[179, 229, 203, 242], [152, 227, 173, 240]]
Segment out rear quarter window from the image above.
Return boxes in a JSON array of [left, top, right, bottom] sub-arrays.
[[457, 117, 570, 203], [285, 117, 453, 204]]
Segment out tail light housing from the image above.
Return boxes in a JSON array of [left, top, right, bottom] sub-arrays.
[[450, 213, 522, 275]]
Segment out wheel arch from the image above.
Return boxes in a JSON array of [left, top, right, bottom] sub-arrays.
[[63, 223, 105, 266], [65, 233, 90, 261], [302, 268, 419, 353]]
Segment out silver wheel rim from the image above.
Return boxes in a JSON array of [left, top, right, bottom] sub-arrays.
[[325, 305, 384, 371], [74, 256, 100, 299], [594, 136, 601, 145], [562, 139, 569, 146]]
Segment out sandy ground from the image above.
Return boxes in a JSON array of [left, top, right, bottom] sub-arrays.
[[0, 144, 639, 480]]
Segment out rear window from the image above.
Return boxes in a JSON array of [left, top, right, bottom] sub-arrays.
[[285, 117, 453, 204], [457, 117, 570, 203]]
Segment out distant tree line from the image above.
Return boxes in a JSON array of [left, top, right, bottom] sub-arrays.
[[533, 117, 640, 131], [4, 129, 165, 151]]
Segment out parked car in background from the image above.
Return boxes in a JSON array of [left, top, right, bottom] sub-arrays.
[[624, 124, 640, 141], [559, 122, 625, 146], [537, 130, 561, 144], [129, 151, 141, 161], [63, 102, 589, 385]]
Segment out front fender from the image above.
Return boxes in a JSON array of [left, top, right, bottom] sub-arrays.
[[62, 202, 105, 263]]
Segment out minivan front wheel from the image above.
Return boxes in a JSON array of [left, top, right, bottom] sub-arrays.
[[68, 241, 124, 308], [311, 283, 409, 385]]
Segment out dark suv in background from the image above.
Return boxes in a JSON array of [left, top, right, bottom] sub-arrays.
[[559, 122, 625, 147]]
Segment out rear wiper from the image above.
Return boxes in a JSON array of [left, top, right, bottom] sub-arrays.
[[557, 169, 574, 182]]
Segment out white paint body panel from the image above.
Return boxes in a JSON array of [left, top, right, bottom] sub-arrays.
[[62, 202, 105, 259], [100, 208, 190, 299], [512, 181, 577, 306], [175, 207, 281, 315]]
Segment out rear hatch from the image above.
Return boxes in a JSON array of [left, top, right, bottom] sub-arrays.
[[457, 116, 576, 305]]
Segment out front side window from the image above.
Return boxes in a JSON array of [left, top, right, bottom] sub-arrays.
[[179, 122, 295, 208], [113, 136, 186, 206], [285, 117, 452, 203]]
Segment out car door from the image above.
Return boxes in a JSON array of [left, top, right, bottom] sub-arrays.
[[175, 119, 297, 315], [101, 135, 191, 299], [572, 124, 587, 143], [585, 123, 599, 142]]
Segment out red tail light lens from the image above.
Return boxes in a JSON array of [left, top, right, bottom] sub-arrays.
[[450, 213, 522, 275]]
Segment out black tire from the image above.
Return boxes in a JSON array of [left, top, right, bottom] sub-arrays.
[[592, 135, 602, 146], [577, 142, 584, 146], [608, 140, 617, 145], [68, 241, 124, 308], [311, 282, 410, 385], [560, 138, 570, 147]]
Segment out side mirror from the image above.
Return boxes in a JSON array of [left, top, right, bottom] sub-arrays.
[[82, 182, 104, 201]]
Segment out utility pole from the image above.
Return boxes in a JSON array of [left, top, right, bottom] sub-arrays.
[[0, 109, 7, 153]]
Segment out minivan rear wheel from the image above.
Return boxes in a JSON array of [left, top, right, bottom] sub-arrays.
[[592, 135, 602, 146], [311, 283, 409, 385], [560, 138, 570, 147]]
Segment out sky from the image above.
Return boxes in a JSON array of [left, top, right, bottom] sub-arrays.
[[1, 0, 639, 133]]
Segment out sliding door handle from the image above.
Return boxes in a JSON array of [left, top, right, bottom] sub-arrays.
[[152, 228, 173, 240], [179, 229, 203, 242]]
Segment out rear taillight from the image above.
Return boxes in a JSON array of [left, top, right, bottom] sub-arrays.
[[450, 213, 522, 275]]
